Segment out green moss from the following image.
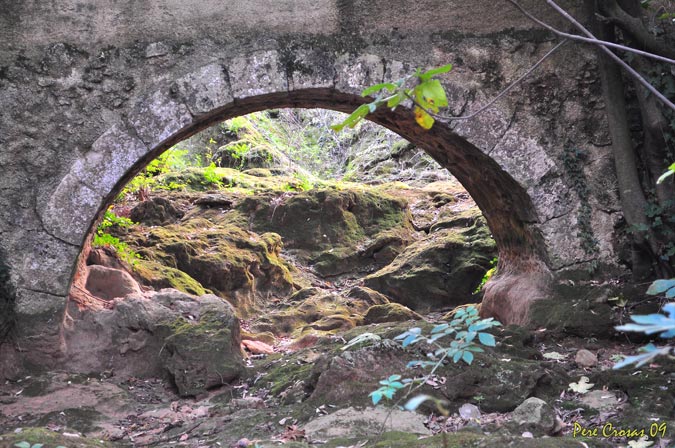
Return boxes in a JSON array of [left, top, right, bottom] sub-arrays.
[[253, 353, 316, 396], [364, 303, 422, 324], [0, 427, 114, 447], [134, 259, 207, 296]]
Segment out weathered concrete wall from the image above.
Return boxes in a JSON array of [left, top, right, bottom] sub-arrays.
[[0, 0, 623, 372]]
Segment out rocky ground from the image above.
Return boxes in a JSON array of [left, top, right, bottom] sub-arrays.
[[1, 116, 674, 448]]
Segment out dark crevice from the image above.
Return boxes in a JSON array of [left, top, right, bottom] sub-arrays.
[[0, 247, 16, 342]]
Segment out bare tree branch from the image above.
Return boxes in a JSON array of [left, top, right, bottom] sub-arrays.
[[545, 0, 675, 112], [505, 0, 675, 65], [599, 0, 675, 60], [404, 40, 568, 122]]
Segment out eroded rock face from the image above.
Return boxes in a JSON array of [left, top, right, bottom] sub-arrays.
[[364, 209, 497, 311], [238, 188, 415, 276], [64, 289, 244, 397], [129, 218, 296, 313], [129, 196, 184, 226]]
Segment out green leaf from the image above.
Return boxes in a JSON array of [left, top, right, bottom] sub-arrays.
[[419, 64, 453, 81], [656, 163, 675, 184], [370, 390, 383, 405], [14, 443, 31, 448], [404, 394, 433, 411], [387, 92, 403, 108], [414, 106, 434, 129], [462, 351, 474, 364], [647, 279, 675, 295], [417, 79, 448, 109], [361, 82, 397, 97], [330, 104, 370, 131], [478, 332, 496, 347]]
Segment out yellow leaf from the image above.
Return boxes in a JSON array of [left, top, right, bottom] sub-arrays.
[[414, 106, 434, 130]]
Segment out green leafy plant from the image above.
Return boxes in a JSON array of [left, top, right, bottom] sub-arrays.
[[332, 64, 453, 132], [474, 257, 498, 293], [359, 306, 501, 412], [202, 162, 224, 186], [613, 279, 675, 369], [119, 148, 193, 199], [92, 209, 141, 267], [14, 443, 65, 448]]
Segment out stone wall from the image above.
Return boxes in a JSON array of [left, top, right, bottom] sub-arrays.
[[0, 0, 623, 369]]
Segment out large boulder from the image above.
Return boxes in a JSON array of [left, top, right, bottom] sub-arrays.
[[364, 209, 497, 311], [158, 291, 245, 396], [64, 289, 245, 397]]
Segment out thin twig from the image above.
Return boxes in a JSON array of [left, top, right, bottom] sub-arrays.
[[542, 0, 675, 112], [505, 0, 675, 65], [404, 39, 568, 122]]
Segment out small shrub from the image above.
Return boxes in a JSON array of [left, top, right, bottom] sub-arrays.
[[344, 305, 501, 412], [474, 257, 497, 293], [202, 162, 223, 186], [92, 209, 141, 267], [613, 278, 675, 369]]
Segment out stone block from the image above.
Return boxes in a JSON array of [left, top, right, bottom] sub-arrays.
[[16, 232, 80, 296], [41, 173, 103, 246], [335, 53, 385, 95], [288, 48, 335, 91], [127, 89, 193, 148], [72, 125, 149, 196], [173, 63, 233, 116], [229, 50, 288, 99]]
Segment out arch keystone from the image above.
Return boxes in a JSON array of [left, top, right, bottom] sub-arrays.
[[288, 48, 336, 91], [172, 63, 233, 116], [229, 50, 288, 99], [127, 89, 193, 148]]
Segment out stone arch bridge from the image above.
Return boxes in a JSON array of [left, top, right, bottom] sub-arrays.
[[0, 1, 623, 373]]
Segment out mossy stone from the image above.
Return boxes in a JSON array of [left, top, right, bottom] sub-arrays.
[[363, 303, 422, 324]]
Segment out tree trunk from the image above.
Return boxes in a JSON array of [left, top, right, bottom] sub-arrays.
[[589, 0, 661, 278]]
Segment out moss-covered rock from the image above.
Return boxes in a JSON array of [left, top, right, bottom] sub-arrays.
[[237, 188, 415, 276], [133, 259, 208, 296], [251, 290, 362, 338], [363, 302, 423, 324], [129, 196, 184, 226], [128, 218, 296, 314], [160, 293, 245, 397], [364, 209, 497, 311]]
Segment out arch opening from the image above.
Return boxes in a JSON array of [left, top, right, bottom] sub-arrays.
[[63, 103, 523, 394]]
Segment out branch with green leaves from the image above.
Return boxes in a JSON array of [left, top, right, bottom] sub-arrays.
[[346, 306, 501, 413], [614, 279, 675, 369], [331, 64, 453, 132]]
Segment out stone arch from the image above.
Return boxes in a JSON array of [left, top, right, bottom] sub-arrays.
[[41, 51, 552, 323], [2, 46, 611, 376]]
